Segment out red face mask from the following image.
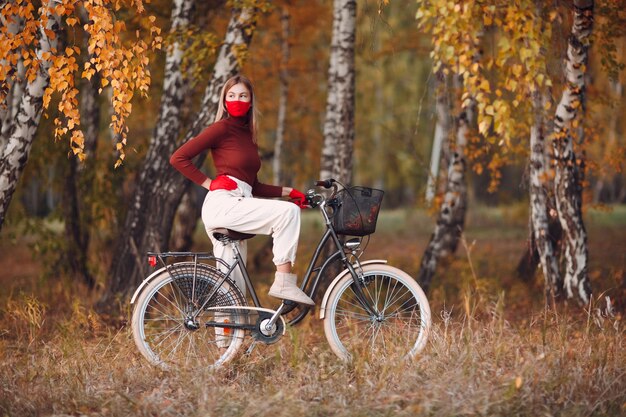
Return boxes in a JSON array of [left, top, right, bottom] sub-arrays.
[[225, 100, 251, 117]]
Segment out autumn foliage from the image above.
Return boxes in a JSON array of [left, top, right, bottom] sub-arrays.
[[0, 0, 162, 166]]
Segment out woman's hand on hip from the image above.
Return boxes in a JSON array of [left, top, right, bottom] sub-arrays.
[[209, 175, 238, 191]]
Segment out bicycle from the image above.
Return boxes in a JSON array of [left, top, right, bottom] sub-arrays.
[[130, 179, 431, 368]]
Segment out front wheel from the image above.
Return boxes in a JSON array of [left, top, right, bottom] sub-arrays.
[[131, 262, 247, 369], [323, 264, 431, 362]]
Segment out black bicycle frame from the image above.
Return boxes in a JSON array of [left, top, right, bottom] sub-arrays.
[[151, 196, 379, 330]]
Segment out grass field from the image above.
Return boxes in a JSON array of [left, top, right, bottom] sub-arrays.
[[0, 205, 624, 416]]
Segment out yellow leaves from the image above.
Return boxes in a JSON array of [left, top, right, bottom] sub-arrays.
[[479, 78, 491, 94], [506, 79, 518, 91], [44, 29, 56, 40], [479, 116, 493, 136], [4, 0, 161, 168], [82, 67, 95, 80], [43, 89, 52, 109], [498, 37, 510, 52], [535, 73, 545, 86], [548, 10, 558, 22], [519, 47, 532, 62], [544, 100, 552, 111], [12, 0, 160, 168]]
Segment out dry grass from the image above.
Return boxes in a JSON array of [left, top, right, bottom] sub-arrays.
[[0, 206, 625, 416]]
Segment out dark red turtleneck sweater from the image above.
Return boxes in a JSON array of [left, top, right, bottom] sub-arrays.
[[170, 117, 282, 198]]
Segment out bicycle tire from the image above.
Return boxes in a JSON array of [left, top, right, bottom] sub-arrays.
[[131, 262, 246, 369], [323, 264, 431, 362]]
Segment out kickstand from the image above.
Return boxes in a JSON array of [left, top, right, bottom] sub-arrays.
[[245, 341, 257, 356]]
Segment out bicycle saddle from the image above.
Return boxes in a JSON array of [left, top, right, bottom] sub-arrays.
[[212, 228, 255, 242]]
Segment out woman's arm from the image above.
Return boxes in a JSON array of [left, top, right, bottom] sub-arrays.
[[170, 122, 226, 187]]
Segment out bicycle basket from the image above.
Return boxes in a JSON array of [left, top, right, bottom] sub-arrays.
[[332, 186, 384, 236]]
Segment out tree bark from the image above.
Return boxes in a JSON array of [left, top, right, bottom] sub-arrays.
[[170, 188, 202, 252], [319, 0, 356, 185], [316, 0, 356, 301], [102, 0, 196, 302], [59, 14, 101, 289], [417, 100, 471, 292], [0, 1, 61, 231], [529, 92, 562, 301], [273, 5, 290, 185], [101, 5, 257, 303], [425, 70, 450, 206], [551, 0, 593, 304], [0, 8, 24, 146]]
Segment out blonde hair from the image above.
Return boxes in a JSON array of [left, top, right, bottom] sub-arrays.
[[215, 74, 258, 143]]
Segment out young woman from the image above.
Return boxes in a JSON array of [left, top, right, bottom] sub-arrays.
[[170, 75, 314, 306]]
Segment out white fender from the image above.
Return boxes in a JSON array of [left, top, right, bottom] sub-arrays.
[[319, 260, 387, 319], [130, 266, 170, 305]]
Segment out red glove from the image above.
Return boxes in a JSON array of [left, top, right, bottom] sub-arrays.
[[209, 175, 237, 191], [289, 188, 308, 208]]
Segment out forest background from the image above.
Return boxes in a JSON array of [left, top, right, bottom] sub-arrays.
[[0, 0, 625, 416]]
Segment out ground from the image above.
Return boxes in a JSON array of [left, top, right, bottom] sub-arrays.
[[0, 205, 624, 416]]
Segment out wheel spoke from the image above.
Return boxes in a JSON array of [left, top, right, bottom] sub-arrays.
[[381, 276, 400, 316], [326, 270, 430, 361], [383, 286, 413, 314], [133, 266, 247, 369]]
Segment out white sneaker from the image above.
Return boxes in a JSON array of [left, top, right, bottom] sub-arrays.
[[268, 272, 315, 306]]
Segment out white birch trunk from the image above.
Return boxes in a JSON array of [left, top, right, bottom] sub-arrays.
[[0, 1, 60, 230], [551, 0, 593, 304], [418, 75, 471, 292], [105, 5, 257, 299], [0, 9, 25, 151], [273, 6, 290, 185], [105, 0, 196, 296], [529, 92, 562, 300], [425, 71, 450, 205], [320, 0, 356, 185]]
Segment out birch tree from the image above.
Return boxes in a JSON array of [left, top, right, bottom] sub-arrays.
[[102, 5, 259, 301], [529, 91, 562, 300], [424, 71, 450, 206], [59, 6, 103, 289], [414, 1, 601, 303], [0, 1, 61, 229], [320, 0, 356, 185], [0, 0, 161, 231], [415, 2, 483, 292], [273, 4, 290, 185], [551, 0, 594, 303], [418, 77, 473, 292]]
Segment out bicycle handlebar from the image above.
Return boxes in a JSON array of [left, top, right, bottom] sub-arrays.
[[305, 179, 341, 209], [315, 179, 336, 189]]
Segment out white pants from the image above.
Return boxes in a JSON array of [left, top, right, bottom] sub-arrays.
[[201, 176, 301, 295]]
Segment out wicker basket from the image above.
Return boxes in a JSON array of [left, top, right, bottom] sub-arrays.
[[332, 186, 384, 236]]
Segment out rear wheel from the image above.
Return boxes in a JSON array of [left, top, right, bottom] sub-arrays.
[[323, 264, 430, 362], [131, 262, 246, 369]]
